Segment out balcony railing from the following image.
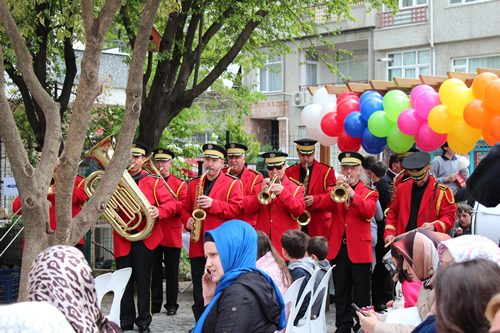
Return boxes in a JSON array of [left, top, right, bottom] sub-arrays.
[[314, 1, 366, 24], [377, 6, 427, 28], [299, 80, 369, 92]]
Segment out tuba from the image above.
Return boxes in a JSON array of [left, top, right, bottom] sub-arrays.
[[257, 175, 279, 205], [331, 175, 352, 208], [292, 162, 311, 227], [191, 169, 210, 243], [82, 135, 156, 242], [143, 153, 179, 201]]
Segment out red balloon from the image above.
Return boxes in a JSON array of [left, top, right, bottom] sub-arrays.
[[337, 92, 359, 104], [337, 129, 362, 152], [488, 115, 500, 141], [337, 98, 360, 123], [321, 112, 343, 137], [463, 100, 494, 129]]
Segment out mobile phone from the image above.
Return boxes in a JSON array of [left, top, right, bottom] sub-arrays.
[[206, 268, 212, 279], [351, 303, 368, 317]]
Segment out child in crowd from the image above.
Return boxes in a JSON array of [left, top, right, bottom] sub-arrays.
[[449, 203, 473, 237], [281, 229, 318, 325], [307, 236, 331, 318]]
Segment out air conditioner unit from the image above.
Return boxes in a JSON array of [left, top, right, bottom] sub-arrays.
[[292, 91, 312, 107]]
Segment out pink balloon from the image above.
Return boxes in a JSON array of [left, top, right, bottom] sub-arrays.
[[397, 108, 426, 135], [410, 85, 435, 108], [415, 91, 441, 120], [416, 123, 447, 152]]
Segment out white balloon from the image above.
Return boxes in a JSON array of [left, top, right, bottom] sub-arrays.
[[316, 127, 338, 146], [301, 104, 323, 128], [313, 87, 337, 106], [321, 102, 337, 117], [306, 126, 319, 140]]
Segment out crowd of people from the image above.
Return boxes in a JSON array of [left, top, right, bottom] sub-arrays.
[[9, 138, 500, 333]]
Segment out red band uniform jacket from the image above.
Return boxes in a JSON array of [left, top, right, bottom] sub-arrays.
[[158, 175, 187, 248], [223, 167, 264, 227], [384, 175, 456, 239], [246, 175, 306, 258], [317, 181, 378, 262], [181, 172, 243, 258], [113, 170, 177, 258], [286, 161, 336, 237], [12, 175, 88, 245]]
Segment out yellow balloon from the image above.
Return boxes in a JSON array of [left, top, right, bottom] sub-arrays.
[[447, 133, 477, 154], [450, 120, 482, 144], [428, 105, 458, 134], [439, 78, 467, 104], [446, 86, 474, 118]]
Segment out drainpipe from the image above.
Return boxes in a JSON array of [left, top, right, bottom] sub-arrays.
[[277, 117, 289, 153], [429, 0, 435, 75]]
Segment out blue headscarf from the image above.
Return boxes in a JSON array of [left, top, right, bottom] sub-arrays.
[[192, 220, 286, 333]]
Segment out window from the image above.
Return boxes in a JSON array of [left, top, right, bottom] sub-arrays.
[[386, 49, 430, 79], [400, 0, 427, 7], [450, 0, 486, 4], [305, 53, 318, 85], [451, 55, 500, 73], [260, 54, 282, 92], [335, 49, 369, 82]]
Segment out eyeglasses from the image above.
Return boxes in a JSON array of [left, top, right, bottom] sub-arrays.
[[267, 165, 284, 171]]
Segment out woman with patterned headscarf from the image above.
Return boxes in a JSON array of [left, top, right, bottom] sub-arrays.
[[193, 220, 286, 333], [27, 245, 121, 333]]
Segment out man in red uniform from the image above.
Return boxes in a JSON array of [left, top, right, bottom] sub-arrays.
[[316, 151, 378, 333], [223, 142, 263, 226], [246, 151, 306, 259], [285, 138, 336, 237], [115, 142, 177, 333], [180, 143, 243, 321], [150, 148, 187, 316], [384, 151, 456, 245], [12, 148, 88, 250]]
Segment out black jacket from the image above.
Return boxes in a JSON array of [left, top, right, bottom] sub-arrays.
[[203, 271, 281, 333]]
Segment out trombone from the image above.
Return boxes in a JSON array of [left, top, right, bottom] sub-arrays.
[[257, 175, 279, 205]]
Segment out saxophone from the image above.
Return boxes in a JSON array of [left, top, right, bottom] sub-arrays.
[[191, 169, 210, 242], [292, 162, 311, 226]]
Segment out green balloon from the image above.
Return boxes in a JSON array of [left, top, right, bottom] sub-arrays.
[[387, 126, 415, 153], [384, 95, 411, 122], [368, 111, 394, 137], [384, 89, 407, 101]]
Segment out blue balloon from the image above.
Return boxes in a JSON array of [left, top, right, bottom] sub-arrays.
[[362, 141, 386, 155], [360, 96, 384, 122], [344, 112, 367, 138], [359, 91, 383, 106], [362, 127, 387, 150]]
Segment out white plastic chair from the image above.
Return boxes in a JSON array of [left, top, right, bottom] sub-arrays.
[[95, 267, 132, 325], [309, 264, 335, 333], [280, 277, 304, 333], [292, 269, 320, 333]]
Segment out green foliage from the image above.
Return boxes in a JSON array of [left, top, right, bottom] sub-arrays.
[[224, 114, 260, 163]]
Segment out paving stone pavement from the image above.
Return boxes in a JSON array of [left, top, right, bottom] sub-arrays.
[[101, 281, 341, 332]]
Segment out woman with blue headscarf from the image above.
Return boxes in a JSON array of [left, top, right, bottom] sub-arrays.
[[193, 220, 287, 333]]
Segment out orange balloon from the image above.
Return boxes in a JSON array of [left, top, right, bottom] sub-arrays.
[[484, 79, 500, 112], [463, 99, 494, 129], [447, 133, 476, 154], [450, 120, 482, 144], [471, 72, 499, 100], [488, 115, 500, 141], [482, 127, 498, 146]]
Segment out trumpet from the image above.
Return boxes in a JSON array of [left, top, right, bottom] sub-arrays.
[[257, 175, 279, 205], [331, 174, 352, 204], [142, 153, 179, 201], [191, 169, 210, 242]]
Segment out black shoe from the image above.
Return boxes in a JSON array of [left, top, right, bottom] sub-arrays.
[[152, 308, 161, 314], [120, 324, 133, 331], [138, 327, 151, 333], [167, 309, 177, 316]]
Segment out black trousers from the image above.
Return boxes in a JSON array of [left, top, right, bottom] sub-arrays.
[[331, 241, 371, 333], [151, 246, 181, 312], [190, 256, 207, 322], [116, 241, 154, 329], [372, 241, 393, 306], [455, 187, 475, 207]]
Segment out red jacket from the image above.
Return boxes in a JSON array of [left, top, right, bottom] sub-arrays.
[[12, 175, 88, 245], [286, 160, 336, 238], [181, 172, 243, 258], [384, 175, 456, 239], [113, 171, 177, 258], [317, 181, 378, 263], [223, 166, 264, 226], [246, 175, 306, 259], [158, 174, 187, 248]]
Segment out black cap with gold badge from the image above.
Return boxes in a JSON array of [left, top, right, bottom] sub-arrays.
[[294, 138, 317, 155], [397, 147, 420, 161], [261, 151, 288, 167], [338, 151, 364, 166], [225, 143, 248, 157], [202, 143, 226, 159], [131, 142, 149, 156], [402, 151, 431, 181], [152, 148, 175, 161]]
